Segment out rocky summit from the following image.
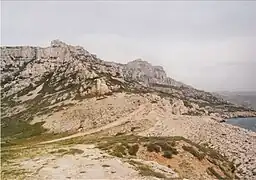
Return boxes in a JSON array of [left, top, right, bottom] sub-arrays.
[[1, 40, 256, 180]]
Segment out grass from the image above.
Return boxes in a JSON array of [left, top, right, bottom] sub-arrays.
[[182, 145, 205, 161], [1, 168, 30, 180], [1, 144, 61, 161], [110, 144, 127, 157], [1, 133, 236, 180], [128, 160, 166, 179], [2, 130, 73, 148], [1, 118, 47, 141], [218, 164, 233, 178], [206, 167, 225, 180], [138, 165, 166, 178], [96, 135, 182, 158], [93, 135, 234, 179], [63, 148, 84, 155], [49, 148, 68, 154]]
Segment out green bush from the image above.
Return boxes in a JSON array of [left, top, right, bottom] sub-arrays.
[[128, 144, 139, 156], [162, 151, 172, 159], [146, 143, 161, 153], [155, 141, 178, 155], [182, 145, 205, 161], [110, 144, 127, 157]]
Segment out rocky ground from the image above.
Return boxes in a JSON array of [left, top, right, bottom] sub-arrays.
[[2, 144, 165, 180], [18, 144, 164, 180], [2, 93, 255, 179], [2, 134, 237, 180], [141, 115, 256, 179]]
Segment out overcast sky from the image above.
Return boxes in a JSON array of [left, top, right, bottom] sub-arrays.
[[1, 1, 256, 92]]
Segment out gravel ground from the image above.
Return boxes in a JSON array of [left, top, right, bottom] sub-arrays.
[[141, 114, 256, 180]]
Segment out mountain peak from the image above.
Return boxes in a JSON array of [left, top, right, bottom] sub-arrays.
[[50, 39, 68, 47]]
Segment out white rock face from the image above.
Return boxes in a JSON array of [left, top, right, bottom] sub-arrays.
[[122, 59, 186, 87], [172, 99, 188, 115]]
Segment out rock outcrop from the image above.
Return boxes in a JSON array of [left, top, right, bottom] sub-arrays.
[[121, 59, 186, 87]]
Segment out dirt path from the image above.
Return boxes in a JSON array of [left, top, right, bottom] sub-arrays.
[[39, 103, 150, 145]]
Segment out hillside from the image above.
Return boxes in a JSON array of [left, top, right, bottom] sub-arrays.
[[216, 91, 256, 110], [1, 40, 256, 180]]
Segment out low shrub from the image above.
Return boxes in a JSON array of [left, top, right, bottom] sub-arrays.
[[128, 144, 139, 156], [146, 143, 161, 153], [182, 145, 205, 161], [206, 167, 224, 179], [162, 151, 172, 159], [111, 144, 127, 157], [155, 141, 178, 155]]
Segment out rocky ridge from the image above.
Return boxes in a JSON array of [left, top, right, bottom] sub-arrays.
[[1, 40, 254, 116], [1, 40, 255, 136]]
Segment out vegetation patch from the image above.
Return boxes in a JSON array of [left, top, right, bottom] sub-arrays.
[[162, 151, 173, 159], [146, 143, 161, 153], [128, 144, 139, 156], [110, 144, 127, 157], [96, 135, 235, 179], [1, 133, 236, 180], [155, 141, 178, 155], [206, 167, 224, 179], [128, 160, 166, 178], [138, 164, 166, 178], [182, 145, 205, 161], [183, 100, 193, 108], [1, 118, 47, 145], [146, 141, 178, 156], [1, 168, 30, 180], [63, 148, 84, 155], [49, 148, 68, 154]]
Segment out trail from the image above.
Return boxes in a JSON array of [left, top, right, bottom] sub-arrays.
[[39, 103, 150, 144]]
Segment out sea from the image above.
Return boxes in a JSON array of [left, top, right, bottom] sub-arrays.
[[226, 117, 256, 132]]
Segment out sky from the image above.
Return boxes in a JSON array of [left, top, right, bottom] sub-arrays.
[[1, 1, 256, 92]]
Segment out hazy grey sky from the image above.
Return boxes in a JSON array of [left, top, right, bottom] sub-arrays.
[[1, 1, 256, 92]]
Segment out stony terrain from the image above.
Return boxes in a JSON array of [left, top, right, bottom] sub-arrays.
[[1, 40, 256, 179], [1, 134, 238, 180]]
